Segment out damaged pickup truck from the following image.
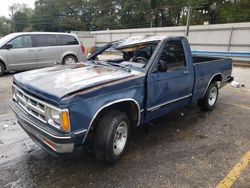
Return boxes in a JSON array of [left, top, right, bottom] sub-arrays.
[[10, 35, 233, 163]]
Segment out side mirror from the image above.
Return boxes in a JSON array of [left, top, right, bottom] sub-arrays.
[[158, 60, 168, 72], [5, 43, 13, 50]]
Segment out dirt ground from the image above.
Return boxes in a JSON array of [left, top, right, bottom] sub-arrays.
[[0, 67, 250, 188]]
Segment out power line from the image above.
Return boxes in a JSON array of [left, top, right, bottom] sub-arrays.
[[8, 1, 250, 31], [12, 1, 197, 23], [13, 1, 250, 24]]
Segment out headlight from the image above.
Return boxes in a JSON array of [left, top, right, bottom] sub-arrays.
[[47, 108, 71, 132], [49, 109, 60, 124]]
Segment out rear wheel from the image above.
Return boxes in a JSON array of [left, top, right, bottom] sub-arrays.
[[94, 111, 130, 164], [62, 55, 77, 65], [0, 62, 5, 76], [198, 82, 219, 111]]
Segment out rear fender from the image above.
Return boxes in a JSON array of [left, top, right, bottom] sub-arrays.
[[202, 73, 222, 97]]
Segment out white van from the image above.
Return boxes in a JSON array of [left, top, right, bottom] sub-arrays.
[[0, 32, 86, 76]]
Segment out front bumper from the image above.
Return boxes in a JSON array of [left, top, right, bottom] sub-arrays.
[[9, 100, 79, 155]]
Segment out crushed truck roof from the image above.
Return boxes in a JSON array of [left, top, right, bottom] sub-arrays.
[[116, 35, 184, 49]]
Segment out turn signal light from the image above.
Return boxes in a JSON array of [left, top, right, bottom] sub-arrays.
[[61, 111, 70, 132]]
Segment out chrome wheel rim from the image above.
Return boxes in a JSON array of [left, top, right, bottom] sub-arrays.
[[113, 121, 128, 156], [208, 87, 218, 106], [65, 57, 76, 64]]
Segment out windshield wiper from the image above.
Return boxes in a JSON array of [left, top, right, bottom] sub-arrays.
[[89, 60, 110, 67], [90, 60, 131, 72], [106, 62, 131, 72]]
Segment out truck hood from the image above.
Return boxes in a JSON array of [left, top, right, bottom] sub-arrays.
[[14, 63, 136, 100]]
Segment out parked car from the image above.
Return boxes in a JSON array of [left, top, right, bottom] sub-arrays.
[[10, 35, 233, 163], [0, 32, 86, 76]]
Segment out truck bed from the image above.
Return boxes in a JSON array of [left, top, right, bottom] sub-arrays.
[[192, 56, 225, 64], [191, 55, 233, 101]]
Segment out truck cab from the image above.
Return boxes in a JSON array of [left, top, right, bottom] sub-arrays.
[[10, 35, 233, 163]]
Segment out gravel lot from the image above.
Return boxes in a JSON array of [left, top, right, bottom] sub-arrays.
[[0, 67, 250, 188]]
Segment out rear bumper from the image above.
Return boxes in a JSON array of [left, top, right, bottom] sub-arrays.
[[9, 100, 84, 155], [221, 76, 234, 88]]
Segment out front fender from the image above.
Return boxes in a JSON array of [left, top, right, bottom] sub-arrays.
[[68, 84, 144, 145], [0, 56, 8, 70]]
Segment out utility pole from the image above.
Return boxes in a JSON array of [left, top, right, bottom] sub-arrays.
[[9, 6, 15, 32], [185, 5, 192, 37]]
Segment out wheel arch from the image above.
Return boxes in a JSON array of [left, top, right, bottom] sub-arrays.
[[63, 54, 78, 61], [61, 53, 78, 64], [203, 73, 222, 97], [82, 98, 141, 143], [0, 58, 6, 70]]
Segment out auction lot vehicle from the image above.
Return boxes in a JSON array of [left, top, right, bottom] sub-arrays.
[[10, 35, 233, 163], [0, 32, 86, 76]]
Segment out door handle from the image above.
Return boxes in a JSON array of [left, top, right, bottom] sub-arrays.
[[37, 49, 44, 52], [28, 49, 35, 52], [183, 70, 189, 74]]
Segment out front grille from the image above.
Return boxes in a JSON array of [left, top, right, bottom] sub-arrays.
[[14, 85, 47, 123]]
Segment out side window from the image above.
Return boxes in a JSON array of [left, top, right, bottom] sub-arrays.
[[159, 40, 186, 71], [9, 35, 32, 49], [58, 35, 79, 45], [34, 34, 57, 47]]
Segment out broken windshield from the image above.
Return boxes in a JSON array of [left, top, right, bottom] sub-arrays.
[[88, 40, 159, 71]]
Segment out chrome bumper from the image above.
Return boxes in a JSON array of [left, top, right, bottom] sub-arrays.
[[221, 76, 234, 88], [9, 100, 75, 154]]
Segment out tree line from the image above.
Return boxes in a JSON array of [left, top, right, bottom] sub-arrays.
[[0, 0, 250, 37]]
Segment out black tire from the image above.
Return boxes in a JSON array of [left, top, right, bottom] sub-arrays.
[[198, 82, 219, 111], [94, 110, 130, 164], [0, 62, 5, 76], [62, 55, 78, 65]]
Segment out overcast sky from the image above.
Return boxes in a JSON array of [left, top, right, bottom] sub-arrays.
[[0, 0, 36, 17]]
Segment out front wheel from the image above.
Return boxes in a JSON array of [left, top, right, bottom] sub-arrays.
[[198, 82, 219, 111], [0, 62, 5, 76], [94, 111, 130, 164]]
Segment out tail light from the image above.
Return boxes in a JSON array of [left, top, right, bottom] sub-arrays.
[[90, 47, 96, 54], [80, 45, 86, 54]]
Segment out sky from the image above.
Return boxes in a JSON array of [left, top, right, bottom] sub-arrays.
[[0, 0, 36, 17]]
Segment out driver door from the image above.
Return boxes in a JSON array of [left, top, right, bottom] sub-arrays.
[[145, 39, 193, 121]]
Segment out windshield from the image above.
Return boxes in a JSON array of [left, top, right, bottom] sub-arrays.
[[0, 33, 17, 47], [88, 40, 159, 71]]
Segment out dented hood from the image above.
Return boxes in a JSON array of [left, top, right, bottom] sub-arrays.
[[14, 63, 135, 100]]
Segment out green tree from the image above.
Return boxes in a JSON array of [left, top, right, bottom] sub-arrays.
[[32, 0, 60, 31], [57, 0, 88, 31], [10, 4, 33, 32], [0, 17, 11, 37], [148, 0, 188, 27], [85, 0, 122, 30], [119, 0, 151, 28], [33, 0, 88, 32], [28, 0, 250, 31], [217, 0, 250, 24]]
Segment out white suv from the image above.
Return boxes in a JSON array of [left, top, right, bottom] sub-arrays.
[[0, 32, 86, 76]]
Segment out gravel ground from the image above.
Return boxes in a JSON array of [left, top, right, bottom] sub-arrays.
[[0, 67, 250, 188]]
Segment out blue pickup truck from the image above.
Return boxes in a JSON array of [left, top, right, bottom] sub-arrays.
[[10, 35, 233, 163]]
